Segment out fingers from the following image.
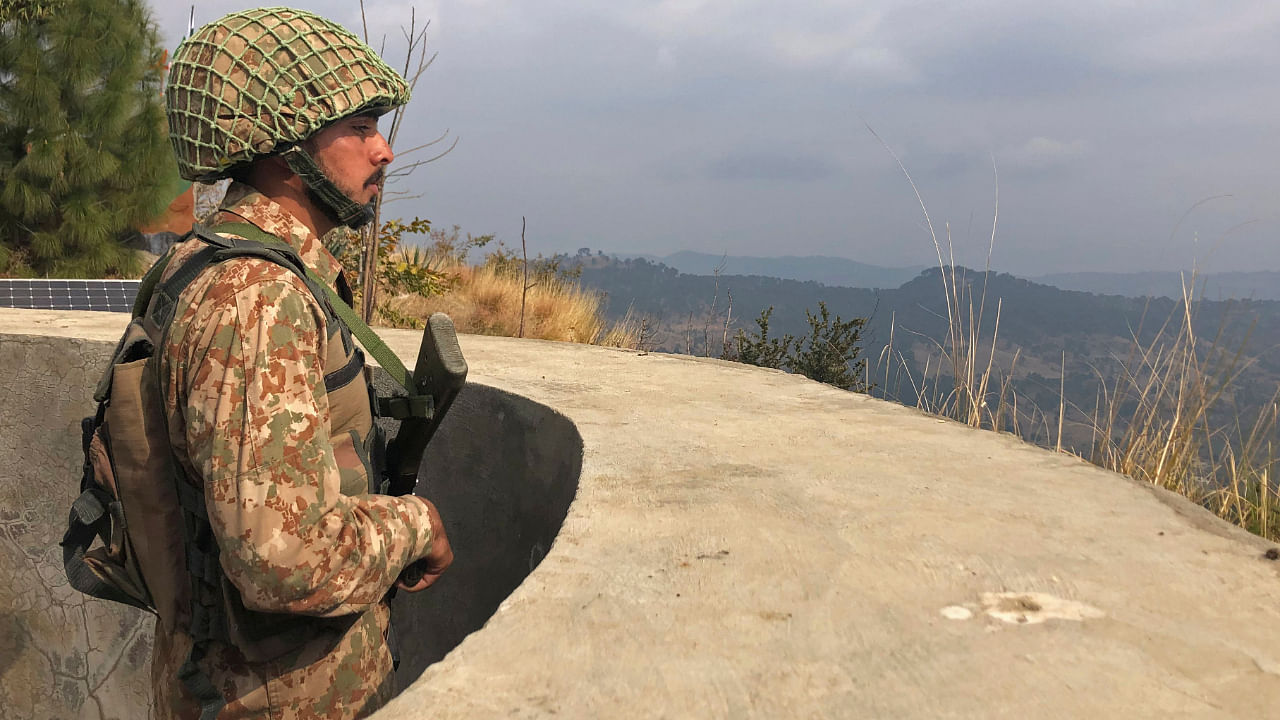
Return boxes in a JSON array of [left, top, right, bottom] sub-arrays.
[[395, 555, 450, 592], [397, 499, 453, 593]]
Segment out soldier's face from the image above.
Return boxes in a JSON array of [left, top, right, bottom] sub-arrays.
[[307, 114, 395, 205]]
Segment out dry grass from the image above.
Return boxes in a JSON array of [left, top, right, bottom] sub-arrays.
[[903, 265, 1280, 543], [871, 131, 1014, 433], [1083, 277, 1280, 539], [879, 262, 1280, 541], [868, 128, 1280, 541], [377, 258, 647, 348]]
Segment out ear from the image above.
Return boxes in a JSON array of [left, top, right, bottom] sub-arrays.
[[237, 152, 306, 199], [253, 152, 302, 189], [262, 153, 292, 175]]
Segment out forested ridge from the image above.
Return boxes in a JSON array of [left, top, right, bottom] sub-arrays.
[[576, 255, 1280, 448]]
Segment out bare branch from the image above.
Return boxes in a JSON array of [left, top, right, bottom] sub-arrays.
[[357, 6, 449, 321], [385, 136, 461, 179], [519, 217, 528, 339], [395, 130, 453, 157], [381, 192, 425, 205]]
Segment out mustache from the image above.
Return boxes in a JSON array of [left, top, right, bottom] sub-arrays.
[[367, 168, 385, 186]]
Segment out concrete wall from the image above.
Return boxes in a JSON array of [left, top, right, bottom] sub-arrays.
[[0, 331, 153, 719], [5, 309, 1280, 719]]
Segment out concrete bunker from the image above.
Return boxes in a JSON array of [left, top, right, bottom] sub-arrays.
[[387, 382, 583, 686], [0, 327, 583, 718], [11, 315, 1280, 719]]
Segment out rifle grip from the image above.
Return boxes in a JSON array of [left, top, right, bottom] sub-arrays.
[[399, 561, 426, 587]]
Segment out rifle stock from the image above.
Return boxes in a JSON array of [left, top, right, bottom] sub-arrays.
[[385, 313, 467, 585]]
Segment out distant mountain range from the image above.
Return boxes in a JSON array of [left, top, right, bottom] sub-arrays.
[[622, 251, 1280, 301], [622, 251, 928, 290]]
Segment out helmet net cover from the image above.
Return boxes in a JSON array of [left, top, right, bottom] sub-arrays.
[[166, 6, 409, 182]]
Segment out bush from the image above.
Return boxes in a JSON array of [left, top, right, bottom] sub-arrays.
[[733, 302, 869, 392]]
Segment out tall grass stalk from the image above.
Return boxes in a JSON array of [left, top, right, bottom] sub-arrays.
[[869, 125, 1010, 430]]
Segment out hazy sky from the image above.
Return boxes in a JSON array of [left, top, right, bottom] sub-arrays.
[[147, 1, 1280, 276]]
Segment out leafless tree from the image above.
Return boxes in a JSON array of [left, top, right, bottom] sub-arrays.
[[357, 1, 458, 322]]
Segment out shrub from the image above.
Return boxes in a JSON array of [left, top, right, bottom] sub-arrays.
[[733, 302, 869, 392]]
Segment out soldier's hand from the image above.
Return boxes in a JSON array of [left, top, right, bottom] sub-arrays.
[[396, 498, 453, 592]]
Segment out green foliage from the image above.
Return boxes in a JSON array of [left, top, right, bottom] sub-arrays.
[[329, 217, 506, 328], [423, 223, 494, 266], [330, 216, 458, 314], [483, 241, 583, 287], [376, 302, 425, 330], [384, 245, 451, 297], [732, 307, 792, 369], [791, 302, 869, 391], [0, 0, 64, 22], [375, 217, 452, 297], [0, 0, 174, 277], [733, 302, 869, 392]]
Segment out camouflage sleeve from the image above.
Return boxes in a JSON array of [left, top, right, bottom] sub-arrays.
[[176, 260, 435, 616]]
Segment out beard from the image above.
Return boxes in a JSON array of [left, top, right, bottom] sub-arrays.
[[311, 150, 385, 202]]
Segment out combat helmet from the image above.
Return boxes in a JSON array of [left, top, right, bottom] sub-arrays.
[[166, 7, 409, 227]]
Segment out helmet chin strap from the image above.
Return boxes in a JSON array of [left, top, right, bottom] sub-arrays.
[[281, 146, 375, 229]]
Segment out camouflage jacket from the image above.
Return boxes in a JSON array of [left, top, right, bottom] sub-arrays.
[[150, 183, 436, 719]]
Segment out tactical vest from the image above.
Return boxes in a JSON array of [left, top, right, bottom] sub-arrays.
[[63, 221, 412, 718], [161, 223, 386, 663]]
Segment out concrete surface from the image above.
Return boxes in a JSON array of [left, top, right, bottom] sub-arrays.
[[3, 308, 1280, 719]]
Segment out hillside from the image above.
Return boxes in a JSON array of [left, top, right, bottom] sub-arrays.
[[1029, 270, 1280, 301], [619, 251, 927, 290], [575, 256, 1280, 451]]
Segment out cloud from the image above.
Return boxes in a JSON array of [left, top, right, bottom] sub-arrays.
[[706, 151, 840, 183], [770, 27, 914, 83], [999, 137, 1089, 170], [1107, 3, 1280, 73], [656, 45, 678, 70], [140, 0, 1280, 274]]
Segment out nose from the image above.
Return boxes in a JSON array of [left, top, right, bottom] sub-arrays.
[[371, 131, 394, 166]]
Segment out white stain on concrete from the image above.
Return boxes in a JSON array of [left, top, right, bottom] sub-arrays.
[[981, 592, 1104, 625], [940, 605, 973, 620]]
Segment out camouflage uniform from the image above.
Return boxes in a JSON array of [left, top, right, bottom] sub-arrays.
[[150, 182, 436, 719]]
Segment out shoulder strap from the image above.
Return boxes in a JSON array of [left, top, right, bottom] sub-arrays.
[[206, 221, 417, 396], [128, 223, 403, 719], [132, 250, 174, 318]]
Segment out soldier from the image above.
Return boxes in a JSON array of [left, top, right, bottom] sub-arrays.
[[153, 8, 452, 719]]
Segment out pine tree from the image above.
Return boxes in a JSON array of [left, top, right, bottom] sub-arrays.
[[0, 0, 174, 277], [0, 1, 62, 23]]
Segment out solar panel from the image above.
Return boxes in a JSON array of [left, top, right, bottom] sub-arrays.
[[0, 279, 140, 313]]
